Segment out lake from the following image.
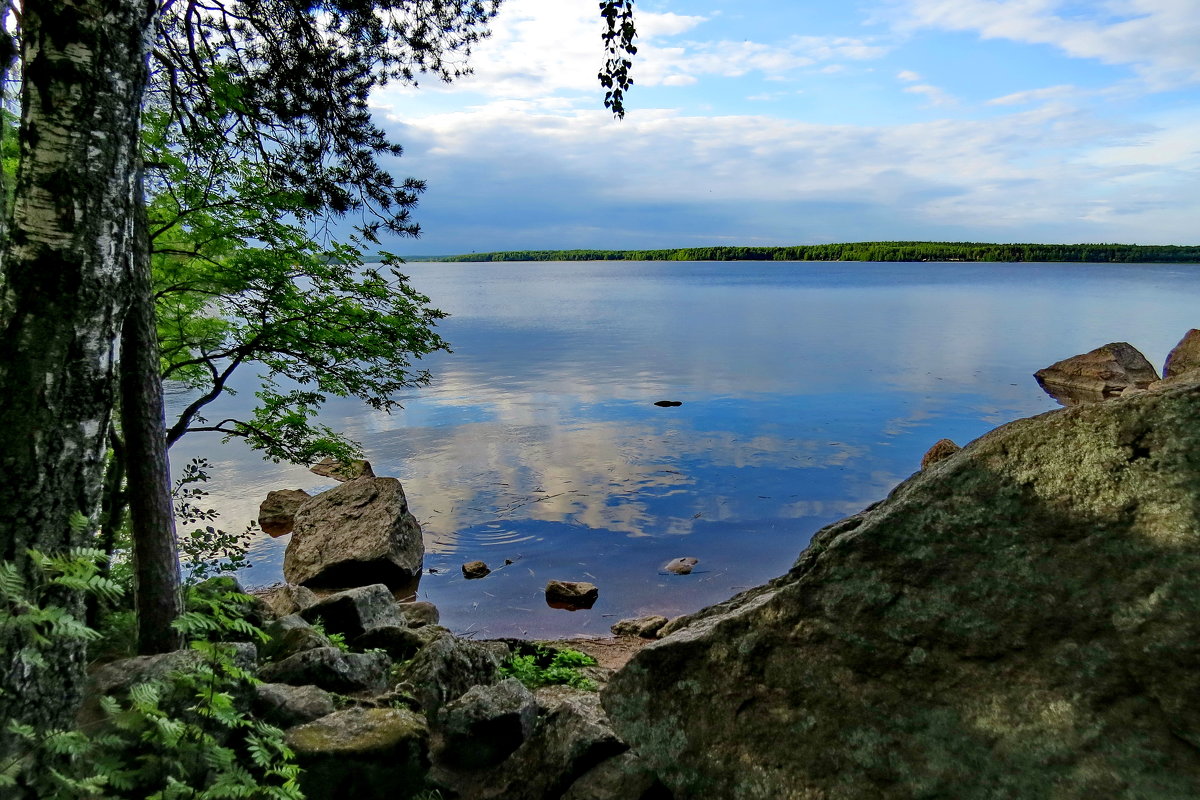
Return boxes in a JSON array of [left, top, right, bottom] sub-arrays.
[[166, 260, 1200, 639]]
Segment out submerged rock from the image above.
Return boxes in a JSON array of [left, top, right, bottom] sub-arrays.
[[661, 557, 698, 575], [462, 560, 491, 579], [1034, 341, 1160, 405], [545, 580, 599, 610], [605, 382, 1200, 799], [284, 477, 423, 589]]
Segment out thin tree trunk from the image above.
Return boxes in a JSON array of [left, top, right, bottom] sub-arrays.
[[123, 197, 183, 655], [0, 0, 157, 762]]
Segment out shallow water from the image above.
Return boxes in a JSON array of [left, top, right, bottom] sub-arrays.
[[167, 260, 1200, 638]]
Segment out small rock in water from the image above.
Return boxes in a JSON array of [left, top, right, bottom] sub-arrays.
[[545, 580, 599, 610], [462, 560, 491, 580], [663, 557, 699, 575], [653, 400, 683, 407]]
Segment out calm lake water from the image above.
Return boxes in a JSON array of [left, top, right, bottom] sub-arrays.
[[167, 260, 1200, 638]]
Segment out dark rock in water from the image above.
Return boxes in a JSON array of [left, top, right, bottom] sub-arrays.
[[604, 382, 1200, 799], [1034, 341, 1160, 405], [610, 615, 668, 639], [432, 678, 537, 771], [653, 400, 683, 407], [920, 437, 960, 469], [258, 647, 390, 695], [1164, 328, 1200, 380], [287, 707, 428, 800], [284, 477, 423, 589], [462, 560, 491, 579], [309, 456, 375, 482], [300, 583, 405, 640], [258, 488, 312, 536], [661, 557, 698, 575], [255, 683, 336, 729], [545, 580, 599, 610]]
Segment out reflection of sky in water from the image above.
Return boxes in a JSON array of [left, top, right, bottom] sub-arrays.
[[167, 261, 1200, 638]]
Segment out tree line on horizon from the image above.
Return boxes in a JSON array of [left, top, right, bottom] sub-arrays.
[[416, 241, 1200, 264]]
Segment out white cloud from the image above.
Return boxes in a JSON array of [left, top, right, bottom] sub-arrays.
[[387, 98, 1200, 245], [987, 84, 1080, 105], [898, 0, 1200, 88], [897, 69, 922, 82], [903, 83, 957, 106]]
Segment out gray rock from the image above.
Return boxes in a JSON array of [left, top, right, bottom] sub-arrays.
[[919, 437, 960, 469], [353, 624, 424, 661], [284, 477, 423, 589], [610, 616, 668, 638], [1164, 328, 1200, 379], [258, 489, 312, 536], [661, 557, 698, 575], [79, 644, 258, 729], [261, 583, 319, 618], [258, 647, 390, 695], [605, 382, 1200, 800], [546, 580, 599, 609], [397, 636, 506, 716], [462, 560, 491, 579], [300, 583, 405, 639], [262, 614, 332, 662], [432, 678, 538, 771], [562, 751, 668, 800], [309, 456, 375, 482], [398, 600, 440, 628], [287, 707, 428, 799], [1035, 341, 1160, 405], [255, 683, 336, 729]]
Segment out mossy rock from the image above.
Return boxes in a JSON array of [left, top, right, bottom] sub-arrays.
[[287, 707, 429, 799]]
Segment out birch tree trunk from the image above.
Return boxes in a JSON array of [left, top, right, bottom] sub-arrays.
[[0, 0, 158, 756]]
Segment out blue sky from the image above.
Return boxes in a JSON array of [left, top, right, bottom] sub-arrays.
[[369, 0, 1200, 254]]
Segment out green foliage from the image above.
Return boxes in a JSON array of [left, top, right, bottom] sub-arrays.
[[0, 552, 302, 798], [145, 109, 451, 465], [430, 242, 1200, 265], [173, 458, 255, 585], [500, 646, 599, 691], [306, 619, 349, 654], [0, 546, 123, 678]]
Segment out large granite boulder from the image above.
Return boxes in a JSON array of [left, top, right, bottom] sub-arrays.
[[1164, 328, 1200, 380], [287, 707, 429, 800], [396, 636, 508, 716], [432, 678, 538, 771], [433, 685, 627, 800], [300, 583, 405, 639], [604, 382, 1200, 799], [284, 477, 423, 589], [1034, 341, 1160, 405], [258, 647, 390, 695]]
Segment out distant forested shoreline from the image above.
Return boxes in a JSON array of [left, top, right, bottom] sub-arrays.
[[404, 242, 1200, 264]]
